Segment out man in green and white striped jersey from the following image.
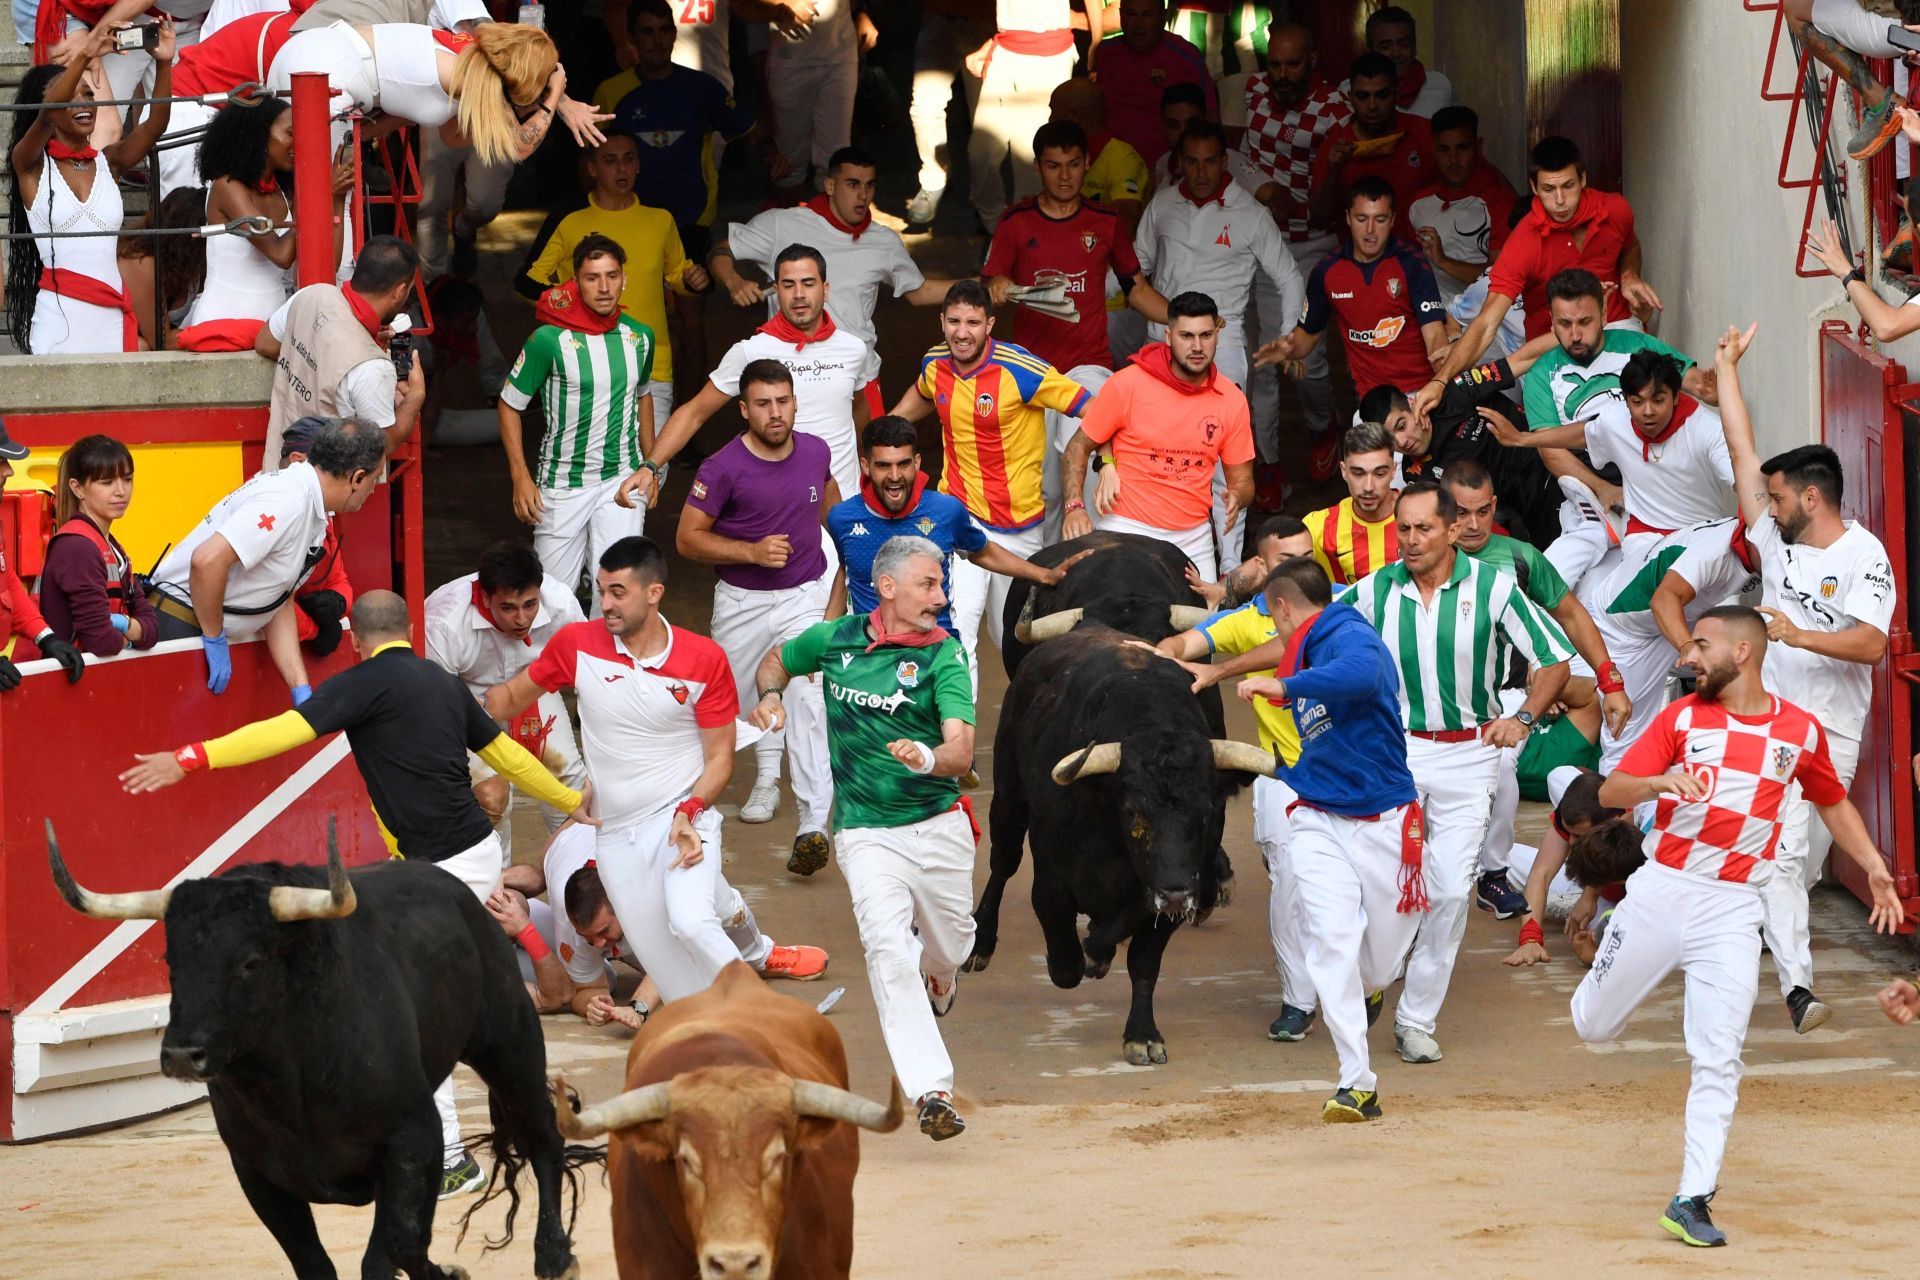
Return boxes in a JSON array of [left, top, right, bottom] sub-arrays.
[[1341, 481, 1572, 1066], [500, 233, 657, 610]]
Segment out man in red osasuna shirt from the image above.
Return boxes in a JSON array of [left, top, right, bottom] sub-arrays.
[[0, 421, 84, 690], [1091, 0, 1215, 168], [1418, 135, 1662, 418], [1261, 175, 1445, 405], [1308, 52, 1433, 241], [1575, 606, 1901, 1249]]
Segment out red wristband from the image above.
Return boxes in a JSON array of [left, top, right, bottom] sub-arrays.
[[675, 796, 708, 822], [1064, 499, 1087, 513], [516, 922, 551, 962], [1595, 661, 1626, 695], [1517, 918, 1545, 947], [174, 742, 209, 772]]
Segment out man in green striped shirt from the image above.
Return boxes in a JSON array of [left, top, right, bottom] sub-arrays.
[[1341, 481, 1572, 1065], [500, 234, 658, 609]]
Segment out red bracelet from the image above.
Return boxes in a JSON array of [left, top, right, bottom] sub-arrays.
[[1595, 661, 1626, 695], [675, 796, 708, 822], [1517, 918, 1545, 947], [1064, 499, 1087, 513], [174, 742, 209, 772], [516, 922, 551, 962]]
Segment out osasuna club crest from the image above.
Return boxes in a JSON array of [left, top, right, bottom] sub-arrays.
[[1387, 276, 1402, 299], [1081, 232, 1098, 252]]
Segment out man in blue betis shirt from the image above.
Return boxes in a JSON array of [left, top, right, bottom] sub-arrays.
[[1185, 556, 1424, 1125], [826, 416, 1078, 688]]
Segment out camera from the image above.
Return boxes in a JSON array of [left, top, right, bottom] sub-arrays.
[[111, 22, 160, 52], [389, 313, 414, 382]]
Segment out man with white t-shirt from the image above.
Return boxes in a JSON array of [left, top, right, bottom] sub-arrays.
[[1713, 326, 1896, 1035], [627, 244, 872, 501]]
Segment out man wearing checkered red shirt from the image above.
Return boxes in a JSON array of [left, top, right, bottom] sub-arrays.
[[1573, 605, 1901, 1250]]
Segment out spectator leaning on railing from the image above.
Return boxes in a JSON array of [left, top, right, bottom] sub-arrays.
[[41, 433, 159, 659], [0, 419, 85, 690]]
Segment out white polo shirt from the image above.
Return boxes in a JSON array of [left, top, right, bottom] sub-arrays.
[[543, 823, 622, 985], [151, 462, 330, 640], [710, 324, 874, 494], [1751, 515, 1896, 742], [1153, 146, 1268, 203], [1134, 175, 1304, 341], [1583, 394, 1733, 534], [724, 205, 924, 352], [423, 571, 585, 701]]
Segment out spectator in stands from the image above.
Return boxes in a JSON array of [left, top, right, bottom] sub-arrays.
[[903, 0, 994, 227], [277, 417, 354, 658], [256, 235, 426, 466], [519, 132, 708, 424], [1360, 4, 1452, 118], [42, 434, 158, 659], [1308, 52, 1432, 240], [1417, 136, 1661, 418], [147, 416, 387, 699], [1805, 214, 1920, 341], [118, 187, 209, 351], [1091, 0, 1214, 169], [767, 0, 876, 204], [964, 0, 1079, 231], [1784, 0, 1920, 159], [6, 19, 175, 355], [0, 420, 86, 689], [179, 97, 353, 353], [1408, 105, 1519, 309]]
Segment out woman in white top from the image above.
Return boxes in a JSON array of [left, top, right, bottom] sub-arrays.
[[6, 17, 177, 355]]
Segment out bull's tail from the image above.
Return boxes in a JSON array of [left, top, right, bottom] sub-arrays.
[[457, 1088, 608, 1254]]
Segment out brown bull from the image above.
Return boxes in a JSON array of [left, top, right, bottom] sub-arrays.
[[554, 962, 901, 1280]]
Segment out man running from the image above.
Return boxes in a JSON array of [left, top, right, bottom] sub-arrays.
[[749, 535, 979, 1142], [1299, 421, 1400, 586]]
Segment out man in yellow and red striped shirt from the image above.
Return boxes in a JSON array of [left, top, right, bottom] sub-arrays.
[[1301, 421, 1401, 585], [891, 280, 1090, 672]]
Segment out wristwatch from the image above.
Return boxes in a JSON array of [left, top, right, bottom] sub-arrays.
[[1514, 710, 1536, 729], [631, 996, 651, 1024], [638, 459, 668, 481], [1842, 267, 1867, 288], [1091, 453, 1107, 473]]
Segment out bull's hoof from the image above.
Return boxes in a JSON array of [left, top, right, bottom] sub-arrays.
[[434, 1267, 470, 1280], [536, 1264, 581, 1280], [960, 948, 992, 973], [1083, 954, 1110, 980], [1122, 1039, 1168, 1066], [1214, 873, 1235, 908]]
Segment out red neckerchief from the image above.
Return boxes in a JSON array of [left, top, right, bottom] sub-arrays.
[[340, 282, 383, 340], [1396, 59, 1429, 110], [430, 29, 475, 53], [470, 579, 534, 647], [1534, 185, 1605, 239], [860, 470, 930, 517], [47, 140, 97, 162], [863, 608, 950, 652], [1131, 340, 1217, 395], [757, 309, 838, 350], [535, 280, 621, 335], [806, 193, 869, 240], [1275, 608, 1323, 680], [1178, 171, 1232, 207], [1637, 393, 1699, 460], [253, 174, 280, 195], [1730, 520, 1759, 573]]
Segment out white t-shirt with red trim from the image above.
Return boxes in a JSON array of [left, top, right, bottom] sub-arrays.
[[1584, 394, 1733, 535], [723, 205, 924, 352], [543, 823, 621, 984], [1619, 693, 1846, 887], [527, 619, 738, 830]]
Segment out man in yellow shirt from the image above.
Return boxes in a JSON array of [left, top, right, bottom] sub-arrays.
[[518, 132, 711, 423], [1301, 421, 1402, 586]]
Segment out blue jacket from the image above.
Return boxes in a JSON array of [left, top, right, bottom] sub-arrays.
[[1272, 601, 1416, 818]]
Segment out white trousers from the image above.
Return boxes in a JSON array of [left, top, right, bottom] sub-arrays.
[[709, 570, 835, 833], [836, 807, 977, 1101], [1571, 861, 1762, 1197], [1041, 363, 1113, 546], [909, 13, 992, 192], [1254, 775, 1314, 1011], [967, 48, 1074, 230], [430, 830, 506, 1162], [1397, 735, 1503, 1036], [1289, 803, 1423, 1092], [1479, 745, 1520, 874], [950, 521, 1044, 682], [769, 56, 857, 189], [1761, 729, 1862, 996], [417, 128, 515, 278], [535, 474, 647, 606], [1095, 512, 1217, 582], [468, 689, 588, 859], [1598, 625, 1683, 773], [594, 808, 738, 1003]]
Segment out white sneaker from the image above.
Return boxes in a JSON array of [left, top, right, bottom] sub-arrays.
[[738, 781, 781, 824], [1556, 474, 1626, 544], [1394, 1025, 1443, 1064]]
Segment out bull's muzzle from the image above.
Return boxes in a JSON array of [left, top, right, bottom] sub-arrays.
[[46, 818, 356, 922]]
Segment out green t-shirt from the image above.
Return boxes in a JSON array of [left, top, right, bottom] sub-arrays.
[[1517, 711, 1599, 802], [1464, 533, 1569, 611], [780, 616, 976, 832], [500, 318, 656, 489], [1523, 329, 1694, 428]]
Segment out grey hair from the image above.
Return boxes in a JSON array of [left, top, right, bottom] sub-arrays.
[[307, 416, 389, 478], [873, 535, 944, 589]]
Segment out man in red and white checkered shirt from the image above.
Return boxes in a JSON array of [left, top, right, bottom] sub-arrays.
[[1569, 604, 1901, 1249], [1240, 20, 1348, 487]]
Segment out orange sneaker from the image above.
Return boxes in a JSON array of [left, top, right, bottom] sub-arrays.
[[762, 944, 829, 981]]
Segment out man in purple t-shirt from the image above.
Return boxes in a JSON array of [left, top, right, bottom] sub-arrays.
[[678, 359, 843, 870]]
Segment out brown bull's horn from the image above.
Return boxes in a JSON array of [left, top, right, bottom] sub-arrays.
[[1016, 607, 1085, 644], [268, 818, 357, 922], [46, 819, 173, 920], [1168, 605, 1212, 631], [556, 1079, 675, 1139], [791, 1077, 905, 1133], [1052, 741, 1122, 784], [1211, 740, 1279, 776]]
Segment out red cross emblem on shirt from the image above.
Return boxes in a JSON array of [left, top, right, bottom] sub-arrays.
[[257, 513, 276, 531]]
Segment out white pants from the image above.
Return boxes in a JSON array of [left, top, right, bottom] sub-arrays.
[[430, 830, 506, 1162], [909, 13, 992, 192], [468, 690, 587, 859], [1095, 512, 1217, 582], [1571, 861, 1762, 1197], [1397, 735, 1502, 1036], [1289, 803, 1423, 1092], [770, 56, 857, 190], [968, 48, 1074, 230], [709, 570, 835, 833], [1598, 625, 1683, 773], [1479, 745, 1520, 874], [515, 887, 771, 986], [1762, 729, 1862, 996], [950, 521, 1044, 681], [837, 808, 977, 1101], [1246, 235, 1335, 456], [1507, 841, 1582, 901], [535, 474, 646, 605], [1254, 775, 1314, 1011], [1040, 363, 1113, 546], [594, 808, 737, 1003], [417, 128, 515, 278], [1544, 488, 1618, 596]]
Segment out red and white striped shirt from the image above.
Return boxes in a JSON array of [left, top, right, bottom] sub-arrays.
[[1241, 74, 1350, 244], [1618, 694, 1846, 886]]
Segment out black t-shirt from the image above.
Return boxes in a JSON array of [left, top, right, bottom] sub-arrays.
[[297, 646, 501, 862], [1402, 376, 1561, 551]]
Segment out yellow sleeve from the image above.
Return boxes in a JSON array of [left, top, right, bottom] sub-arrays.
[[475, 732, 583, 814], [1036, 366, 1092, 416], [1201, 606, 1260, 658], [591, 71, 634, 115], [663, 219, 694, 298], [202, 711, 319, 770], [528, 217, 572, 289], [1110, 142, 1148, 203]]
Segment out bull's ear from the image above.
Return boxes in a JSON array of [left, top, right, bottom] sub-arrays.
[[795, 1116, 839, 1154], [623, 1122, 674, 1163]]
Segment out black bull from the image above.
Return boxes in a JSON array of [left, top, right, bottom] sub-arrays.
[[47, 822, 592, 1280], [966, 626, 1274, 1065]]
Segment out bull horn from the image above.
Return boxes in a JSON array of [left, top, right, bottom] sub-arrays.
[[1015, 606, 1084, 644], [556, 1079, 674, 1139], [45, 819, 173, 920], [1211, 740, 1278, 776], [1168, 605, 1212, 631], [1052, 741, 1122, 784], [267, 819, 357, 922], [791, 1077, 905, 1133]]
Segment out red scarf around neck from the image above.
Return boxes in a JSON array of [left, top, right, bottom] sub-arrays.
[[1396, 59, 1429, 109], [470, 579, 534, 646], [47, 140, 97, 162], [254, 173, 280, 195], [535, 280, 622, 335], [806, 193, 869, 239], [340, 282, 384, 341], [863, 607, 950, 652], [859, 470, 930, 518], [1637, 393, 1700, 460], [757, 309, 838, 350]]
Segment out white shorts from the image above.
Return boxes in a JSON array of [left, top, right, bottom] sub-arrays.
[[1094, 511, 1217, 581]]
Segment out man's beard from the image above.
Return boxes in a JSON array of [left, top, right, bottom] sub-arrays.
[[1776, 504, 1810, 545], [1693, 659, 1737, 702]]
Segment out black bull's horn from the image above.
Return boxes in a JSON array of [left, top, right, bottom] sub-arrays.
[[1015, 601, 1212, 644], [551, 1072, 904, 1140], [1052, 739, 1279, 784], [46, 817, 356, 923]]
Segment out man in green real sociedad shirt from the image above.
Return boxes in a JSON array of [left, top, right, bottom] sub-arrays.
[[749, 535, 979, 1144]]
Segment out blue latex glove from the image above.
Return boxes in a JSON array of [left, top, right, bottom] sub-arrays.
[[202, 633, 231, 694], [109, 613, 131, 635], [291, 683, 313, 707]]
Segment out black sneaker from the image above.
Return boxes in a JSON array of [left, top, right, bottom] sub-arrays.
[[450, 230, 479, 280], [437, 1153, 484, 1199], [1660, 1192, 1726, 1247], [916, 1091, 965, 1141], [1786, 986, 1832, 1034], [1267, 1004, 1314, 1042], [1474, 869, 1528, 919], [788, 830, 830, 877], [1321, 1087, 1382, 1123], [1365, 990, 1385, 1027]]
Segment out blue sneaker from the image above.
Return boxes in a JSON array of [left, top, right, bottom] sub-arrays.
[[1475, 869, 1528, 920], [1267, 1004, 1314, 1041], [1661, 1193, 1726, 1247]]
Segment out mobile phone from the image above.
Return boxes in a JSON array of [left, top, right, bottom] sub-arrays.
[[1887, 24, 1920, 54], [390, 332, 415, 382], [112, 22, 160, 52], [518, 4, 546, 28]]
